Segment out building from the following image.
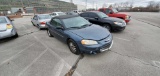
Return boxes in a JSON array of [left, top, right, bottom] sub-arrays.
[[0, 0, 77, 14]]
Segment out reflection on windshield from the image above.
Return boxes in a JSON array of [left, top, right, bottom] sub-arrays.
[[0, 18, 7, 24], [97, 12, 109, 18], [112, 9, 118, 13], [63, 17, 90, 29], [39, 15, 51, 19], [58, 13, 66, 15]]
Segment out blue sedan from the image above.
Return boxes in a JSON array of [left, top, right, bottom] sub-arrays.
[[46, 15, 113, 55]]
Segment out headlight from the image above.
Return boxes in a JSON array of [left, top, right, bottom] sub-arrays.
[[81, 40, 98, 45], [125, 15, 129, 19], [6, 24, 13, 29], [114, 22, 123, 26]]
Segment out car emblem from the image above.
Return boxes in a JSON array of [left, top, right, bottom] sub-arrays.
[[105, 39, 110, 42]]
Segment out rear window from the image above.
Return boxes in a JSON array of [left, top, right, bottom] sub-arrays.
[[39, 15, 51, 19], [0, 17, 7, 24]]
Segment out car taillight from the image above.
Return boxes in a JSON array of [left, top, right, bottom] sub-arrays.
[[6, 24, 12, 29], [40, 22, 46, 24]]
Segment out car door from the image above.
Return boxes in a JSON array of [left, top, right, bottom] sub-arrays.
[[106, 9, 115, 17], [88, 13, 101, 25], [49, 18, 66, 41]]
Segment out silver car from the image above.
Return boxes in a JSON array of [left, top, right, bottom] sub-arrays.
[[31, 14, 51, 30], [50, 12, 66, 17], [0, 16, 18, 39]]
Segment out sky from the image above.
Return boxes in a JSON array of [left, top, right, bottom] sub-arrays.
[[60, 0, 160, 8]]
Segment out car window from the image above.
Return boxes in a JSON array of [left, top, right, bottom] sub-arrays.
[[0, 17, 7, 24], [39, 15, 51, 19], [33, 16, 38, 20], [57, 13, 66, 16], [97, 12, 109, 18], [99, 9, 104, 12], [89, 13, 98, 18], [50, 19, 62, 27], [80, 13, 88, 17], [105, 9, 112, 14]]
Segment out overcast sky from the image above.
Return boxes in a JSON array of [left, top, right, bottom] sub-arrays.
[[60, 0, 160, 8]]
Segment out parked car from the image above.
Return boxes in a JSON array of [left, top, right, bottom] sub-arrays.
[[80, 11, 126, 31], [46, 15, 113, 55], [50, 12, 66, 17], [0, 16, 18, 39], [66, 11, 79, 15], [31, 14, 52, 30], [98, 8, 131, 23]]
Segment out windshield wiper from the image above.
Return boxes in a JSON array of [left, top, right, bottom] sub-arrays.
[[81, 24, 92, 28], [69, 27, 81, 29]]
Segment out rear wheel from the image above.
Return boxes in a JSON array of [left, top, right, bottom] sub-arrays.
[[37, 25, 42, 30], [68, 39, 80, 55], [31, 22, 35, 26], [47, 29, 53, 37]]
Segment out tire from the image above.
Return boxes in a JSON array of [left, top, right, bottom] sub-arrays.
[[31, 22, 35, 26], [37, 25, 42, 30], [13, 32, 18, 38], [103, 24, 111, 32], [47, 29, 53, 37], [68, 39, 80, 55]]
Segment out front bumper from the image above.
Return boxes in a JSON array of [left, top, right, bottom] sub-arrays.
[[112, 24, 126, 31], [79, 40, 113, 54], [0, 29, 16, 39]]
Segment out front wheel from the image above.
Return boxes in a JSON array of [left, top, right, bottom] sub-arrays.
[[68, 39, 80, 55], [47, 29, 53, 37], [103, 24, 111, 32]]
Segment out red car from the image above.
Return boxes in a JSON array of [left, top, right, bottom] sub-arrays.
[[98, 8, 131, 23]]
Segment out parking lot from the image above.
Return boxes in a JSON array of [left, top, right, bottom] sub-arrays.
[[0, 12, 160, 76]]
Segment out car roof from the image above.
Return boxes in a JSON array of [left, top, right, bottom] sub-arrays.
[[52, 12, 64, 13], [83, 11, 101, 14], [54, 15, 79, 19], [0, 16, 7, 18], [36, 14, 50, 16]]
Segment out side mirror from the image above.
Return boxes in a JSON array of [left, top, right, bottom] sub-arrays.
[[11, 19, 14, 21], [56, 26, 64, 30], [110, 12, 113, 14], [95, 17, 99, 20]]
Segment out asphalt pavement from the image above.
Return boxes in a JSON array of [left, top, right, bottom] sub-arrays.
[[0, 12, 160, 76]]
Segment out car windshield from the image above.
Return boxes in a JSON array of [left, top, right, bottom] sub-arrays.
[[0, 17, 7, 24], [112, 9, 118, 13], [63, 16, 91, 29], [97, 12, 109, 18], [58, 12, 66, 15], [39, 15, 51, 19]]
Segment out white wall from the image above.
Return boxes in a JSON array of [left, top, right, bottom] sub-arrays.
[[77, 5, 86, 11]]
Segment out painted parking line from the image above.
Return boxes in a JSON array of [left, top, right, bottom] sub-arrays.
[[0, 43, 35, 66], [115, 37, 130, 42], [18, 49, 48, 76], [52, 60, 64, 76], [33, 35, 82, 76]]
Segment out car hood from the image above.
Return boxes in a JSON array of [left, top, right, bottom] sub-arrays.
[[68, 24, 110, 40], [0, 23, 7, 31], [104, 17, 124, 22]]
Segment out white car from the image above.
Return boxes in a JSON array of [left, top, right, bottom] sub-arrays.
[[31, 14, 51, 30], [50, 12, 66, 17], [0, 16, 18, 39]]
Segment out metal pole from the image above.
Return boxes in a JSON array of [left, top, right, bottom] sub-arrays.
[[20, 0, 24, 7]]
